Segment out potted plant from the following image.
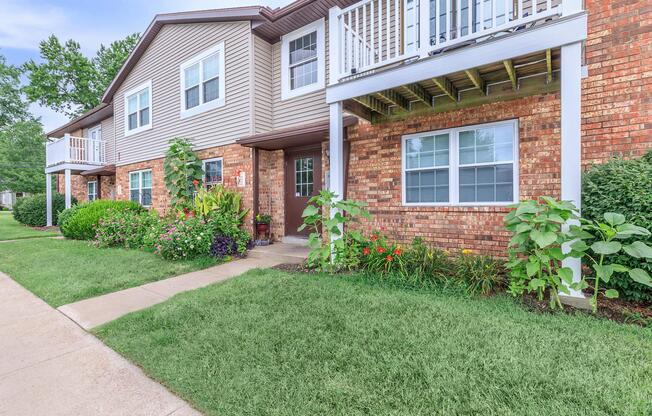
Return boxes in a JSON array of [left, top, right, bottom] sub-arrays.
[[255, 214, 271, 234]]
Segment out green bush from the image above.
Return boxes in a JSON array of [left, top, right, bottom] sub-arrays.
[[155, 217, 214, 260], [583, 151, 652, 301], [57, 205, 80, 227], [60, 200, 144, 240], [94, 209, 162, 249], [455, 252, 506, 296], [13, 193, 73, 227]]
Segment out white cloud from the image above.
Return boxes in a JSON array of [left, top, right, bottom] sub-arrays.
[[29, 102, 70, 136], [0, 0, 67, 50]]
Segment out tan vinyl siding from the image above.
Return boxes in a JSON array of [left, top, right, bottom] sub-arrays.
[[114, 22, 252, 166], [253, 36, 273, 134], [101, 116, 115, 164], [270, 19, 330, 129]]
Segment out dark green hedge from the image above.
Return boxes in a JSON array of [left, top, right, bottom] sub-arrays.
[[60, 200, 145, 240], [582, 151, 652, 301], [13, 193, 74, 227]]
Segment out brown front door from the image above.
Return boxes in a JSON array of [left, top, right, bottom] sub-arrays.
[[285, 148, 322, 237]]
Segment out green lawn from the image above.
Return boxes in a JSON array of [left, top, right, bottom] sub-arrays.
[[0, 211, 60, 241], [95, 269, 652, 416], [0, 238, 218, 307]]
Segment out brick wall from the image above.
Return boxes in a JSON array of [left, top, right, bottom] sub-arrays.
[[582, 0, 652, 165], [344, 93, 561, 256], [56, 174, 115, 202], [257, 149, 285, 240], [114, 143, 255, 226]]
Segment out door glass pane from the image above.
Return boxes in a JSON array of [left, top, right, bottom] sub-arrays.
[[294, 157, 314, 197]]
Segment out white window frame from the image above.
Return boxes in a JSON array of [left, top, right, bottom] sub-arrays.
[[281, 18, 326, 101], [129, 169, 152, 207], [123, 80, 152, 137], [401, 119, 519, 207], [202, 157, 224, 188], [87, 180, 97, 201], [179, 42, 226, 119]]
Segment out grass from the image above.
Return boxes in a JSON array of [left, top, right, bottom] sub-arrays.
[[0, 238, 218, 307], [95, 269, 652, 416], [0, 211, 60, 241]]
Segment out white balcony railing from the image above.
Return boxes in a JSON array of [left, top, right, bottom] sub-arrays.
[[46, 134, 106, 168], [331, 0, 567, 81]]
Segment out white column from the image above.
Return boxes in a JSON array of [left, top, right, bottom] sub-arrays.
[[329, 101, 345, 242], [328, 6, 342, 86], [45, 173, 53, 226], [560, 41, 583, 298], [64, 169, 72, 209], [418, 0, 430, 58]]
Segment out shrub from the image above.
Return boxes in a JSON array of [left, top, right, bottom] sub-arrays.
[[194, 184, 249, 224], [94, 209, 162, 249], [60, 200, 144, 240], [155, 217, 214, 260], [13, 193, 72, 227], [583, 152, 652, 301], [209, 235, 237, 258], [57, 205, 80, 227], [455, 251, 506, 296]]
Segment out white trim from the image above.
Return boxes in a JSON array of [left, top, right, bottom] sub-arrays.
[[128, 168, 153, 207], [401, 119, 519, 207], [123, 80, 153, 137], [87, 124, 102, 140], [281, 18, 326, 101], [87, 180, 97, 201], [326, 13, 588, 103], [329, 102, 344, 242], [179, 42, 226, 119], [202, 157, 224, 187]]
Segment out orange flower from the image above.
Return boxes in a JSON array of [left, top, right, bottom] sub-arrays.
[[393, 248, 402, 256], [192, 179, 199, 187], [376, 246, 386, 254], [370, 235, 378, 241], [362, 247, 371, 256], [386, 255, 393, 262]]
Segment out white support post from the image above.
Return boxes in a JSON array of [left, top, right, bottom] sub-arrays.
[[46, 173, 53, 227], [329, 6, 342, 86], [560, 41, 585, 304], [329, 101, 345, 243], [64, 169, 72, 209]]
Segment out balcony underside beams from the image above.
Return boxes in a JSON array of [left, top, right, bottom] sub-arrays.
[[345, 48, 562, 123], [327, 12, 587, 104]]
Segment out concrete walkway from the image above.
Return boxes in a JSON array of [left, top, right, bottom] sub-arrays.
[[0, 271, 200, 416], [58, 243, 309, 330]]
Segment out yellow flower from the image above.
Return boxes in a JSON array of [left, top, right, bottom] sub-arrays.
[[462, 249, 473, 255]]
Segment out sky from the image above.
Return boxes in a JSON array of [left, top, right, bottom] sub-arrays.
[[0, 0, 293, 133]]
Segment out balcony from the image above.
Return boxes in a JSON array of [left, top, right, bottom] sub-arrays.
[[45, 134, 107, 173], [327, 0, 587, 115]]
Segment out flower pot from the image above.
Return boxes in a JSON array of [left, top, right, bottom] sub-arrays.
[[256, 223, 269, 234]]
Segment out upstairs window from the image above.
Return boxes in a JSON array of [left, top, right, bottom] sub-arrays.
[[403, 120, 518, 206], [124, 81, 152, 136], [129, 169, 152, 207], [281, 19, 325, 100], [180, 42, 225, 118], [203, 158, 223, 189]]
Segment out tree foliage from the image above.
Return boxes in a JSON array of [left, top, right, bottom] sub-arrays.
[[0, 55, 30, 129], [0, 120, 47, 193], [23, 33, 139, 117]]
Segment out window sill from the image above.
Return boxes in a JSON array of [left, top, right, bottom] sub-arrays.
[[124, 124, 152, 137], [281, 83, 324, 101], [180, 99, 225, 119]]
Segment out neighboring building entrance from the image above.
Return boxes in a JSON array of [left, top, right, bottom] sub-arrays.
[[284, 147, 322, 237]]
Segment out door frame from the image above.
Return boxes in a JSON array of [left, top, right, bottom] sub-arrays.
[[284, 144, 323, 237]]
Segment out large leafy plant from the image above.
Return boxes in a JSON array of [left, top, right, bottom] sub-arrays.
[[299, 190, 370, 272], [193, 184, 248, 224], [163, 138, 204, 209], [505, 197, 585, 309], [568, 212, 652, 313]]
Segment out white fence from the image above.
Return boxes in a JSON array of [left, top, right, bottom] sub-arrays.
[[332, 0, 564, 80], [46, 134, 106, 167]]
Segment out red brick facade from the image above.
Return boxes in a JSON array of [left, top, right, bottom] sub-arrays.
[[257, 149, 285, 240], [581, 0, 652, 165], [56, 174, 115, 203]]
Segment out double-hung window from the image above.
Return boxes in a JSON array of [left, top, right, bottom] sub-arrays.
[[281, 19, 325, 100], [180, 42, 225, 118], [87, 181, 97, 201], [129, 169, 152, 207], [403, 120, 518, 205], [202, 158, 223, 189], [124, 81, 152, 136]]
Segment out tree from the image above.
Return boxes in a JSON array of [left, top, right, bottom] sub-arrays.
[[0, 55, 30, 129], [0, 120, 46, 194], [23, 33, 139, 117]]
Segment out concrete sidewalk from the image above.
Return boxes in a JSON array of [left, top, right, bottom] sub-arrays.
[[58, 243, 309, 330], [0, 272, 200, 416]]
